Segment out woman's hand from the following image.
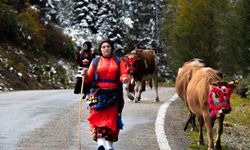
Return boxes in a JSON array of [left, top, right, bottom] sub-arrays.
[[82, 59, 90, 65], [81, 68, 88, 77]]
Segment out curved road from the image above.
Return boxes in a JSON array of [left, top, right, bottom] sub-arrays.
[[0, 87, 189, 150]]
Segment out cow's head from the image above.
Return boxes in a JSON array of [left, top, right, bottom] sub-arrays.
[[123, 52, 138, 75], [209, 80, 238, 116]]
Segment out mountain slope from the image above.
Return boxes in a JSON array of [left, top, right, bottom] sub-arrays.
[[0, 42, 76, 92]]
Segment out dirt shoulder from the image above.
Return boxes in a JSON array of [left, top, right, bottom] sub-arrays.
[[167, 97, 250, 150], [164, 97, 190, 150], [223, 122, 250, 150]]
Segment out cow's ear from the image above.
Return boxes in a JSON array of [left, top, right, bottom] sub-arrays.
[[217, 71, 223, 79], [229, 80, 239, 87]]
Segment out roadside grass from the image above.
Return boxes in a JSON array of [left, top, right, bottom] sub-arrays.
[[224, 94, 250, 128], [185, 128, 228, 150], [158, 81, 175, 87], [184, 94, 250, 149]]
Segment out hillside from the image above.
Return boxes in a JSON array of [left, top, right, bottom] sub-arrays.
[[0, 42, 76, 92], [0, 1, 79, 92]]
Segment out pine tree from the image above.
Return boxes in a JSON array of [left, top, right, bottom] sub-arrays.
[[72, 0, 97, 33], [128, 0, 159, 49], [95, 0, 124, 45], [71, 0, 125, 45], [29, 0, 74, 27]]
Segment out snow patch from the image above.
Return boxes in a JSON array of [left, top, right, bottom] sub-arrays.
[[124, 18, 134, 28], [17, 73, 22, 77]]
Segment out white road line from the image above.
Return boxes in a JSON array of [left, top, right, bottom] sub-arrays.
[[155, 93, 179, 150]]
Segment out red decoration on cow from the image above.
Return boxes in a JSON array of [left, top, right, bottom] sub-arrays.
[[208, 80, 238, 119], [123, 56, 138, 74]]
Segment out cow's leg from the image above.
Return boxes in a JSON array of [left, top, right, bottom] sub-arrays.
[[215, 115, 225, 150], [202, 111, 214, 150], [184, 112, 196, 131], [138, 81, 144, 101], [184, 102, 197, 131], [211, 115, 216, 128], [184, 113, 192, 131], [125, 81, 134, 101], [197, 115, 204, 145], [141, 80, 146, 92], [138, 81, 145, 101], [134, 81, 142, 103], [153, 76, 159, 102], [191, 113, 196, 131]]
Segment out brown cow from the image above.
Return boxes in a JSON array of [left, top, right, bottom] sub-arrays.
[[177, 60, 237, 150], [175, 59, 205, 131], [123, 48, 159, 103], [176, 59, 205, 102]]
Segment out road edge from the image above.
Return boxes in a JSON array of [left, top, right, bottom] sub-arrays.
[[155, 93, 178, 150]]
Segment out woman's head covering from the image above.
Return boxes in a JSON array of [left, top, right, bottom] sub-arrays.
[[83, 41, 92, 52], [98, 39, 114, 55]]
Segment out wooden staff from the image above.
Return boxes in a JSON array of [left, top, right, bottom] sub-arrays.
[[78, 74, 85, 150]]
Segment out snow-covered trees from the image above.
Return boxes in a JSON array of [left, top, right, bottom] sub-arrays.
[[71, 0, 124, 46], [27, 0, 171, 80]]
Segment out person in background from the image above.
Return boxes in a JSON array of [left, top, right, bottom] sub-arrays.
[[82, 39, 129, 150], [91, 47, 96, 58], [74, 41, 95, 94]]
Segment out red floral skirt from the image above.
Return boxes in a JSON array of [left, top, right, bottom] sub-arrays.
[[87, 104, 119, 142]]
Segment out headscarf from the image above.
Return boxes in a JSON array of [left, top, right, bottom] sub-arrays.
[[83, 41, 92, 52], [98, 39, 114, 56]]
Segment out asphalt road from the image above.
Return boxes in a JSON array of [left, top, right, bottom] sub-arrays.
[[0, 87, 189, 150]]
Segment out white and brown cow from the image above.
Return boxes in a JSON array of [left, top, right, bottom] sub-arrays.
[[123, 48, 159, 103]]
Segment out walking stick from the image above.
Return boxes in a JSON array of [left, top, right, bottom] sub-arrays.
[[78, 74, 85, 150]]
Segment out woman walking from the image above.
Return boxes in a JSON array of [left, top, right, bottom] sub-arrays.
[[74, 41, 95, 94], [82, 39, 128, 150]]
